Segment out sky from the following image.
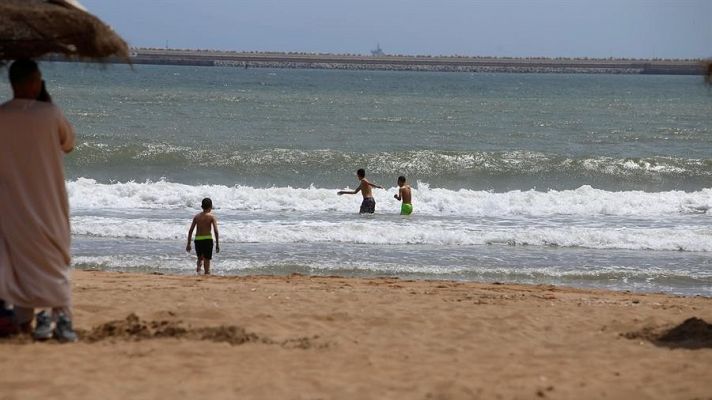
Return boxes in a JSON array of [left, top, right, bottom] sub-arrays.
[[82, 0, 711, 59]]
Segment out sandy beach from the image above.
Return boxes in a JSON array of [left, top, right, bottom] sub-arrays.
[[1, 270, 711, 400]]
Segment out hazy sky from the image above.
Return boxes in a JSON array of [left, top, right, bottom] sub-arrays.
[[82, 0, 711, 58]]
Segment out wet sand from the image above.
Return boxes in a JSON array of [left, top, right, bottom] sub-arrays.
[[1, 270, 711, 400]]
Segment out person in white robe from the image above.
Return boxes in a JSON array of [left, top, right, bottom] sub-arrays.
[[0, 59, 77, 341]]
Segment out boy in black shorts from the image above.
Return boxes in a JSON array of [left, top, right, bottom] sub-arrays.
[[186, 198, 220, 275], [338, 168, 383, 213]]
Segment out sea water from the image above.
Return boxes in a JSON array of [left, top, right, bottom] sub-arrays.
[[2, 63, 710, 295]]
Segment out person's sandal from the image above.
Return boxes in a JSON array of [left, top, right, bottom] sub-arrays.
[[53, 314, 78, 343], [32, 310, 52, 340], [33, 310, 53, 341]]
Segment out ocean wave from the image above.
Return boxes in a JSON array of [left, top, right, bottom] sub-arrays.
[[67, 178, 712, 217], [69, 143, 712, 179], [70, 214, 712, 252]]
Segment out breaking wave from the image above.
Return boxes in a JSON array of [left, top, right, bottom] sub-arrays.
[[67, 179, 712, 252], [67, 178, 712, 217]]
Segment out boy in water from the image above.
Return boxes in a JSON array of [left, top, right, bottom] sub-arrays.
[[186, 198, 220, 275], [337, 168, 383, 213], [394, 175, 413, 215]]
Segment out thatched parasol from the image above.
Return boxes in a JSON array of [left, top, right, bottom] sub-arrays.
[[0, 0, 129, 62]]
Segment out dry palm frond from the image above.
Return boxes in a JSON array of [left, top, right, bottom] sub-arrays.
[[0, 0, 129, 61]]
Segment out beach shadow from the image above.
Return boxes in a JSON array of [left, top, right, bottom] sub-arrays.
[[623, 317, 712, 349]]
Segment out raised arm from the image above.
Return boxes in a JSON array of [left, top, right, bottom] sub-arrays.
[[337, 186, 362, 195], [186, 218, 197, 252], [368, 181, 384, 189]]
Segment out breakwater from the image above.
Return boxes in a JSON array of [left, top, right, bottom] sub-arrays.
[[49, 48, 707, 75], [131, 49, 706, 75]]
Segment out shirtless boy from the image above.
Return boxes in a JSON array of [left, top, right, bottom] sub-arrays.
[[394, 175, 413, 215], [337, 168, 383, 213], [186, 198, 220, 274]]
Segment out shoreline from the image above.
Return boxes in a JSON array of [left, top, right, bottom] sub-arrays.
[[71, 264, 712, 299], [2, 269, 711, 399]]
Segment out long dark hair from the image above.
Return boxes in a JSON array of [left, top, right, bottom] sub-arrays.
[[37, 80, 52, 103]]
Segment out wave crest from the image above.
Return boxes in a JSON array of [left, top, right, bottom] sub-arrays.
[[67, 178, 712, 217]]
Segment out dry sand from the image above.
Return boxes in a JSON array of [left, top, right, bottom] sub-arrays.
[[1, 270, 711, 400]]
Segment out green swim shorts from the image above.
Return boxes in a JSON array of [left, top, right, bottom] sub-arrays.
[[400, 203, 413, 215]]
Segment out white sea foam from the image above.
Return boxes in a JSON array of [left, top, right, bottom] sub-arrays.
[[578, 157, 692, 176], [71, 255, 712, 284], [70, 214, 712, 252], [67, 178, 712, 217], [66, 179, 712, 252]]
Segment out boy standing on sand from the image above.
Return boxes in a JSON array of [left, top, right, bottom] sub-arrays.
[[186, 198, 220, 275], [338, 168, 383, 213], [394, 176, 413, 215]]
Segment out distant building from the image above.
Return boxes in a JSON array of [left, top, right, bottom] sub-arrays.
[[371, 43, 385, 56]]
